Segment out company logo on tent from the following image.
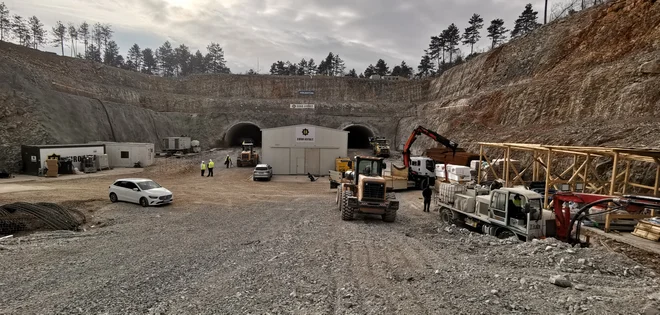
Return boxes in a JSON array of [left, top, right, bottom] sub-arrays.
[[296, 126, 315, 142]]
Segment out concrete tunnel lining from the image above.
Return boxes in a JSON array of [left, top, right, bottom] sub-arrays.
[[225, 123, 262, 147], [343, 125, 375, 149]]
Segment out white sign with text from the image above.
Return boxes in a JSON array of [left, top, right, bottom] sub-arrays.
[[290, 104, 315, 109]]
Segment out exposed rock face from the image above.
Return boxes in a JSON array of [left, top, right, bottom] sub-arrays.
[[0, 46, 423, 171], [411, 0, 660, 153], [640, 61, 660, 74], [1, 0, 658, 173]]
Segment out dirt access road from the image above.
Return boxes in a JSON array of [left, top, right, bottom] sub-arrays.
[[1, 154, 660, 314]]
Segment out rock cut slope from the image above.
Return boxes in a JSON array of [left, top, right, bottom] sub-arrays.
[[405, 0, 660, 152]]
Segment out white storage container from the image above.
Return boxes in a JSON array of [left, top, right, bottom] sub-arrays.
[[448, 173, 472, 182], [437, 182, 466, 204], [435, 164, 446, 179], [455, 194, 475, 213], [447, 165, 471, 176], [470, 160, 481, 171]]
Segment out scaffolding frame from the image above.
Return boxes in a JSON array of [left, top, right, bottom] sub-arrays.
[[476, 143, 660, 212]]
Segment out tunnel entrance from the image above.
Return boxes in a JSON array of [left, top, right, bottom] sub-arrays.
[[225, 123, 262, 147], [343, 125, 375, 149]]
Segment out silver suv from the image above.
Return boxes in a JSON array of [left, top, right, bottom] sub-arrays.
[[253, 164, 272, 181]]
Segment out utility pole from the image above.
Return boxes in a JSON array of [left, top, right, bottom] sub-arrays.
[[544, 0, 549, 24]]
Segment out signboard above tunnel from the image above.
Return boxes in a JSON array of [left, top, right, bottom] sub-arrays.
[[299, 91, 315, 95], [295, 126, 315, 142], [290, 104, 315, 109]]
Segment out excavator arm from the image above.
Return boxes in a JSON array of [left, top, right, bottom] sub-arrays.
[[402, 126, 459, 168]]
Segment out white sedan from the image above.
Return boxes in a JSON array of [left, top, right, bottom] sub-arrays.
[[108, 178, 173, 207]]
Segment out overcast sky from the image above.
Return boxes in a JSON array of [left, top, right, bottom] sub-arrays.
[[5, 0, 547, 74]]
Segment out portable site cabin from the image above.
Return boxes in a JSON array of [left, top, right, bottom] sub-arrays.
[[261, 124, 348, 176], [93, 142, 155, 168], [21, 144, 106, 176], [162, 137, 192, 152]]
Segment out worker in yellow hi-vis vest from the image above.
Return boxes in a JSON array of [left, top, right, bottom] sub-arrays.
[[207, 159, 215, 177], [201, 161, 207, 177]]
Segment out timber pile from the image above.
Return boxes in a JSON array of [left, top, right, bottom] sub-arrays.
[[632, 218, 660, 241]]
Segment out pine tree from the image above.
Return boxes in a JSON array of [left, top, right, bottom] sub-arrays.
[[78, 22, 89, 55], [0, 2, 10, 41], [487, 19, 508, 49], [51, 21, 67, 55], [157, 41, 175, 76], [462, 14, 484, 55], [141, 48, 157, 74], [417, 53, 435, 78], [67, 23, 78, 56], [11, 15, 30, 46], [428, 35, 445, 68], [307, 58, 317, 75], [297, 58, 307, 75], [375, 59, 389, 76], [205, 42, 229, 74], [114, 54, 125, 68], [399, 61, 413, 78], [246, 69, 257, 75], [174, 44, 191, 76], [127, 44, 142, 71], [332, 54, 345, 76], [28, 16, 45, 49], [100, 24, 112, 51], [190, 50, 206, 74], [269, 62, 278, 75], [347, 69, 357, 78], [320, 52, 334, 76], [103, 40, 120, 66], [85, 44, 102, 62], [444, 24, 460, 63], [364, 64, 376, 77], [359, 73, 365, 78], [512, 4, 541, 37], [91, 23, 102, 52]]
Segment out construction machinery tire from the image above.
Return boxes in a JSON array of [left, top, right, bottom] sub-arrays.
[[440, 207, 454, 224], [341, 190, 354, 221], [496, 228, 516, 240], [237, 160, 242, 167], [383, 207, 397, 222]]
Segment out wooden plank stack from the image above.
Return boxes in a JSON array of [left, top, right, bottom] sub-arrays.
[[632, 218, 660, 241]]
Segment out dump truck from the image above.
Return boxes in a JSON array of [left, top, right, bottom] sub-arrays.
[[236, 139, 259, 167], [334, 156, 399, 222], [435, 182, 555, 241], [369, 137, 391, 157]]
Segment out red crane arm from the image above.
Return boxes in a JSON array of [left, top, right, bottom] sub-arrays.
[[402, 126, 459, 168]]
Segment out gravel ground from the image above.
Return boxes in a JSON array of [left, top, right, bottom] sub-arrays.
[[1, 151, 660, 315]]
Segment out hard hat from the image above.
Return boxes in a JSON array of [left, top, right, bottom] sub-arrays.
[[209, 159, 213, 162]]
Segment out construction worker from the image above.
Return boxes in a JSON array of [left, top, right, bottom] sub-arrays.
[[225, 155, 231, 168], [207, 159, 215, 177], [422, 185, 433, 212], [513, 195, 522, 208], [200, 161, 206, 177]]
